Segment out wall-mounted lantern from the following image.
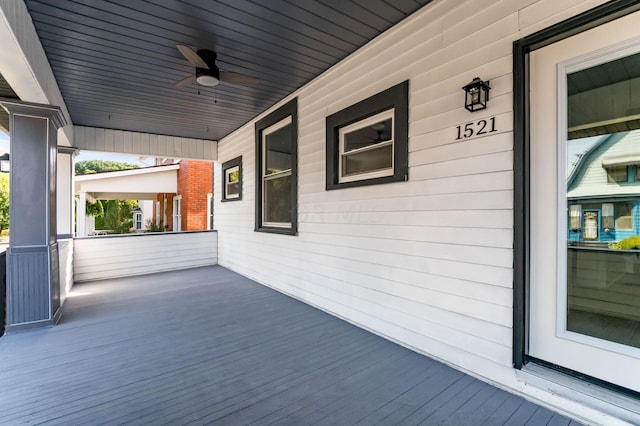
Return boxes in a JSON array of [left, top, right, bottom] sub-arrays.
[[0, 153, 9, 173], [462, 77, 490, 112]]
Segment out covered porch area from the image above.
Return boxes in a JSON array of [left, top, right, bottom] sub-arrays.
[[0, 266, 573, 425]]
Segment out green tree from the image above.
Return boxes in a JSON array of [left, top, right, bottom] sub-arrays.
[[85, 199, 104, 217], [97, 200, 137, 234], [75, 159, 139, 175], [0, 174, 9, 233]]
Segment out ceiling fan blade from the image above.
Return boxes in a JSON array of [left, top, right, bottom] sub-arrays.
[[174, 75, 197, 87], [220, 71, 259, 85], [176, 44, 208, 69]]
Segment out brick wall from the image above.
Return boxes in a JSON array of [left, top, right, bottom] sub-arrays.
[[176, 160, 213, 231]]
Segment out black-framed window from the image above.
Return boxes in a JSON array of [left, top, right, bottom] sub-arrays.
[[326, 81, 408, 190], [221, 156, 242, 202], [255, 98, 298, 235]]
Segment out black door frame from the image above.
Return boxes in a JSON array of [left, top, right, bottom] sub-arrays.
[[512, 0, 640, 370]]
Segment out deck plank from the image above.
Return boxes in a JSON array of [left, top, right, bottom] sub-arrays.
[[0, 266, 579, 425]]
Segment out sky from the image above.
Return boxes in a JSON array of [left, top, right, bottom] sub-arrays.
[[566, 136, 600, 176], [0, 131, 8, 153], [0, 130, 150, 166]]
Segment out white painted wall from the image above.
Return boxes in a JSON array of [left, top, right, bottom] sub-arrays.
[[73, 231, 218, 282], [140, 200, 154, 230], [214, 0, 612, 421]]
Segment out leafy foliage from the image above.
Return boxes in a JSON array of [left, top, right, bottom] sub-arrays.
[[0, 173, 9, 232], [85, 200, 104, 217], [609, 236, 640, 250], [95, 200, 137, 234], [145, 218, 164, 232], [75, 160, 139, 175], [75, 160, 141, 233]]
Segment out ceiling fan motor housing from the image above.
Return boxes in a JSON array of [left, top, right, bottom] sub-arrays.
[[195, 49, 220, 86]]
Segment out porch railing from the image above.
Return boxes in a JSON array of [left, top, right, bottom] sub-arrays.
[[74, 230, 217, 282]]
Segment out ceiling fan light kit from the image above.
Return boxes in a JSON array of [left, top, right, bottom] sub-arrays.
[[175, 45, 259, 88], [196, 67, 219, 87]]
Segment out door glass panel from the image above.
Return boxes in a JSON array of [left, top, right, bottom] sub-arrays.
[[566, 52, 640, 350]]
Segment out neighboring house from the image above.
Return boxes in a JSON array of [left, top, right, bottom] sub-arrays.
[[74, 160, 213, 236], [131, 204, 153, 232], [74, 164, 179, 236], [154, 159, 213, 232], [568, 131, 640, 244]]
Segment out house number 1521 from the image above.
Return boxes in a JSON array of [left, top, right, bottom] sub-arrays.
[[455, 117, 497, 140]]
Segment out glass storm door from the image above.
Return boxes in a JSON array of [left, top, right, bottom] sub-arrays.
[[529, 11, 640, 393]]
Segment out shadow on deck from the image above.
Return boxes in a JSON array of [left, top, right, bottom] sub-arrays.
[[0, 266, 578, 425]]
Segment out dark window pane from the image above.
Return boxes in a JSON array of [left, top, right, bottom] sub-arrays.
[[228, 169, 239, 183], [344, 118, 392, 152], [615, 202, 634, 230], [265, 124, 292, 175], [342, 144, 392, 176], [264, 174, 291, 224], [227, 182, 239, 196], [607, 166, 627, 183]]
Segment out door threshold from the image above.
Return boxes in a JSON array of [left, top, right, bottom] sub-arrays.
[[518, 362, 640, 424]]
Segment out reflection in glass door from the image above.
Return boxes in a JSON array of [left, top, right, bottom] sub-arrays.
[[565, 51, 640, 351], [529, 11, 640, 393]]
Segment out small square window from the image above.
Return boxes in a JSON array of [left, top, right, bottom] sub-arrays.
[[226, 166, 240, 198], [326, 81, 408, 190], [339, 110, 394, 183], [133, 212, 143, 231], [221, 156, 242, 202]]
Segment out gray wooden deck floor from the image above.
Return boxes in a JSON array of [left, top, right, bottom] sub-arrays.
[[0, 266, 579, 425]]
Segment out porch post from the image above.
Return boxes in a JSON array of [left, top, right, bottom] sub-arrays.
[[0, 99, 67, 332], [57, 147, 77, 239], [76, 191, 87, 237], [57, 147, 77, 303]]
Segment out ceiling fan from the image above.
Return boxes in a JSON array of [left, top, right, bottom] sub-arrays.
[[174, 45, 259, 88]]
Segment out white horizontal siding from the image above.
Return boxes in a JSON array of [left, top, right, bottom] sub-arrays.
[[73, 231, 217, 282], [58, 239, 73, 304], [214, 0, 609, 389], [73, 126, 217, 161]]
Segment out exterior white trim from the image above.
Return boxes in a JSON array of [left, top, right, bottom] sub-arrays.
[[173, 195, 182, 232]]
